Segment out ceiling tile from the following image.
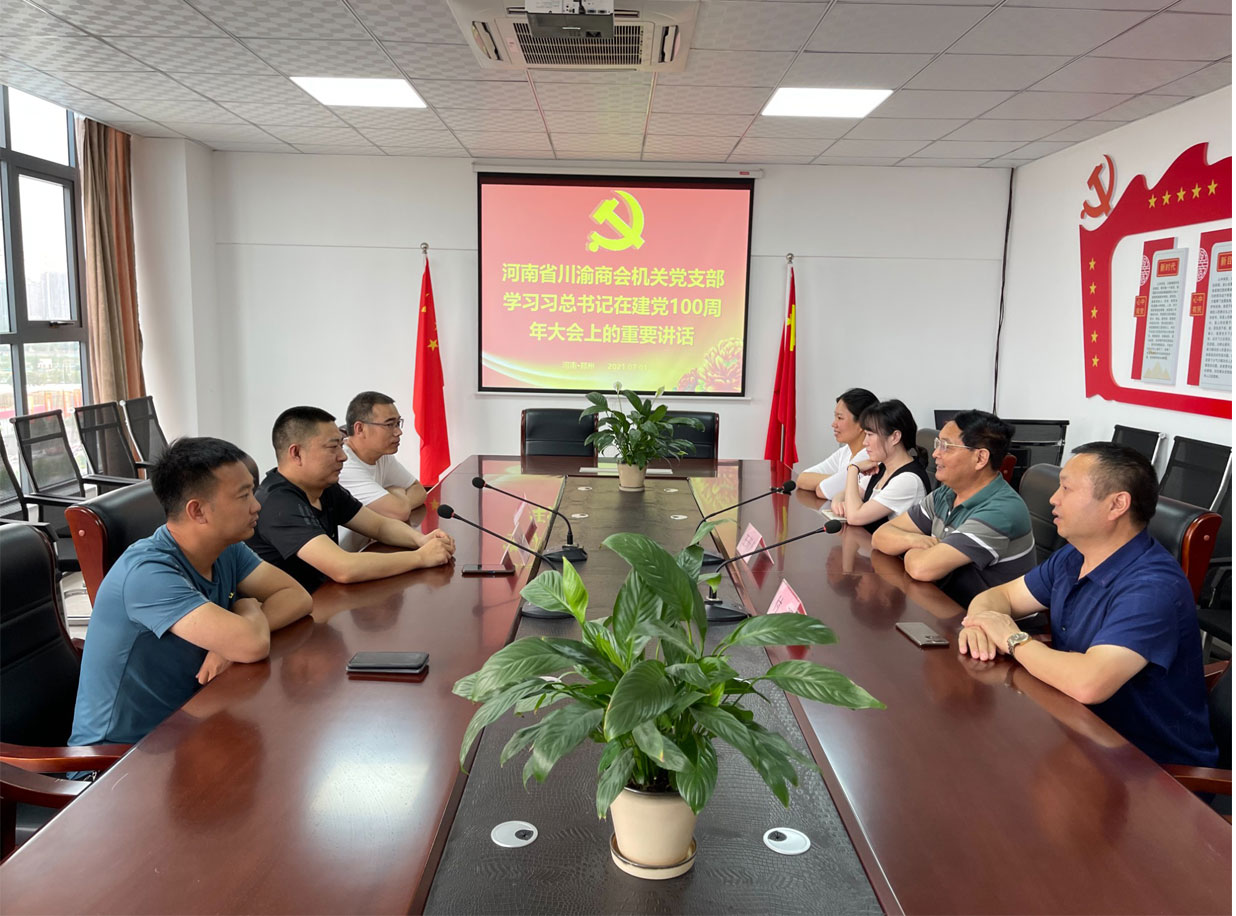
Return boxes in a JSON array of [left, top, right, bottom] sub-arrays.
[[732, 136, 832, 156], [1, 1, 84, 36], [171, 72, 313, 104], [1008, 139, 1076, 157], [543, 110, 645, 132], [380, 146, 469, 156], [6, 36, 149, 71], [295, 144, 382, 154], [651, 85, 772, 114], [55, 71, 203, 100], [1043, 119, 1117, 140], [529, 70, 652, 85], [809, 4, 992, 53], [813, 156, 902, 165], [1170, 0, 1230, 11], [188, 0, 371, 39], [203, 140, 296, 151], [109, 121, 186, 138], [470, 149, 549, 159], [692, 1, 828, 51], [440, 107, 548, 131], [899, 157, 991, 166], [333, 106, 446, 129], [646, 112, 757, 135], [1154, 61, 1231, 96], [411, 79, 537, 109], [915, 139, 1025, 157], [35, 0, 223, 37], [350, 0, 468, 44], [656, 49, 795, 87], [0, 66, 97, 103], [552, 133, 644, 153], [243, 39, 398, 77], [117, 98, 243, 122], [746, 114, 858, 137], [383, 42, 524, 81], [982, 90, 1131, 118], [1004, 0, 1162, 9], [1093, 13, 1232, 61], [534, 82, 652, 112], [354, 127, 460, 147], [908, 54, 1072, 90], [847, 117, 967, 139], [66, 99, 146, 121], [732, 154, 817, 163], [267, 125, 374, 145], [1090, 93, 1186, 120], [822, 137, 931, 157], [951, 8, 1151, 55], [782, 51, 933, 88], [1032, 57, 1206, 93], [982, 158, 1033, 167], [871, 89, 1013, 117], [110, 37, 275, 74], [455, 130, 552, 150], [643, 135, 739, 157], [945, 118, 1072, 140], [222, 102, 345, 126], [160, 121, 277, 142]]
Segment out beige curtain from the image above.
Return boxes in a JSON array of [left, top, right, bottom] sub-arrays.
[[77, 117, 144, 402]]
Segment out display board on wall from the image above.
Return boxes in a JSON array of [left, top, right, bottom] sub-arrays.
[[1078, 143, 1232, 419]]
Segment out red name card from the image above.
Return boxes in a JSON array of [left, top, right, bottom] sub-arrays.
[[1134, 294, 1148, 318], [1157, 258, 1180, 277], [767, 580, 805, 617], [736, 523, 766, 562], [1219, 252, 1233, 272], [1191, 292, 1207, 317]]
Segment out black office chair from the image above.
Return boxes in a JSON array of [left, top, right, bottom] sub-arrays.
[[1112, 425, 1164, 465], [1019, 463, 1066, 565], [1146, 497, 1222, 602], [1160, 436, 1231, 513], [665, 411, 718, 460], [11, 410, 135, 502], [916, 428, 938, 489], [933, 410, 962, 429], [74, 402, 143, 479], [120, 396, 169, 465], [0, 438, 82, 583], [1163, 661, 1231, 818], [520, 409, 595, 457], [1004, 419, 1070, 490], [0, 524, 130, 858], [66, 480, 165, 604]]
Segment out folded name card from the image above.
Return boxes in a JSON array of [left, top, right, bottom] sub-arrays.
[[767, 579, 805, 617], [736, 523, 766, 562]]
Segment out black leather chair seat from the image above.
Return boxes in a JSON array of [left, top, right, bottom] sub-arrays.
[[521, 409, 595, 458]]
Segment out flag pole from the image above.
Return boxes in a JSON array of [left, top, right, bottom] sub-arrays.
[[783, 252, 794, 468]]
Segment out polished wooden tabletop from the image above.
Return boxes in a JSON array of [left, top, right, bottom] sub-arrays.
[[0, 456, 1229, 915]]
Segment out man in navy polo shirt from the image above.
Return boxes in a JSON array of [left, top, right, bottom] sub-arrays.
[[959, 442, 1217, 767]]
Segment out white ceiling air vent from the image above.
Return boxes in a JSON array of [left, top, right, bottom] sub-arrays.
[[448, 0, 698, 72]]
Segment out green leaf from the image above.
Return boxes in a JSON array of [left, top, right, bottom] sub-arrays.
[[500, 722, 543, 766], [580, 621, 624, 670], [451, 671, 479, 700], [603, 532, 705, 636], [672, 734, 718, 814], [612, 571, 662, 652], [757, 660, 885, 709], [690, 519, 721, 548], [596, 747, 635, 819], [519, 570, 574, 618], [622, 387, 645, 414], [666, 656, 738, 691], [597, 738, 625, 775], [513, 687, 568, 714], [675, 543, 704, 581], [580, 404, 605, 418], [630, 721, 690, 771], [668, 688, 707, 717], [690, 705, 758, 765], [560, 559, 589, 624], [667, 416, 706, 431], [604, 659, 676, 739], [586, 391, 608, 408], [522, 705, 605, 785], [470, 637, 575, 699], [459, 677, 550, 767], [539, 636, 622, 683], [630, 617, 695, 657], [720, 615, 839, 650]]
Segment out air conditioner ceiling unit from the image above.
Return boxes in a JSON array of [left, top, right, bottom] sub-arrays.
[[448, 0, 698, 72]]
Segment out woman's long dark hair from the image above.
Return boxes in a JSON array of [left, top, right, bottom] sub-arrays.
[[836, 387, 879, 421], [859, 399, 926, 468]]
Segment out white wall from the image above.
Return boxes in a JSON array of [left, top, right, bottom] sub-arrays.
[[134, 148, 1012, 475], [1000, 88, 1232, 465]]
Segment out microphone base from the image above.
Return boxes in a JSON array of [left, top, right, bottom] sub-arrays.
[[704, 596, 749, 622], [543, 544, 588, 563], [700, 551, 725, 567], [520, 602, 574, 620]]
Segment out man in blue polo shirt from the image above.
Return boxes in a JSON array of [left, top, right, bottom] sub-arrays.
[[959, 442, 1217, 767]]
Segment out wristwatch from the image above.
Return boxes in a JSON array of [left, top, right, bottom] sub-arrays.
[[1006, 631, 1031, 658]]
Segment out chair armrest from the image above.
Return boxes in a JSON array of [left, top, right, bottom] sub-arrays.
[[135, 460, 155, 470], [0, 742, 130, 774], [23, 492, 84, 509], [0, 763, 86, 810], [1204, 660, 1230, 691], [1162, 764, 1233, 795], [83, 474, 138, 488]]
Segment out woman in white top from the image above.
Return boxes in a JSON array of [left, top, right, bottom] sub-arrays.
[[795, 388, 879, 501], [832, 399, 930, 534]]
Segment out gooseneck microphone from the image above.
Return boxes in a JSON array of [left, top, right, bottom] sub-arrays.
[[703, 518, 844, 622], [472, 476, 588, 563], [695, 480, 797, 567], [437, 505, 572, 619]]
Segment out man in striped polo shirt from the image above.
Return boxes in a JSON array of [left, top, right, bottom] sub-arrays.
[[873, 410, 1035, 606]]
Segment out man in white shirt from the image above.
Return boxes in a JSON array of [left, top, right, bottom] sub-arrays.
[[338, 391, 428, 551]]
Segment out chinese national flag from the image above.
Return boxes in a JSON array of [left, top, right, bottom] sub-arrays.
[[413, 258, 451, 488], [763, 267, 798, 467]]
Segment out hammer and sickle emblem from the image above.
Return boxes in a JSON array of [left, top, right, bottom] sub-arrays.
[[1080, 155, 1116, 219], [587, 190, 646, 253]]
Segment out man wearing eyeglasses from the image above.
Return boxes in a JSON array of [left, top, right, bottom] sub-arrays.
[[338, 391, 428, 552], [872, 410, 1034, 605]]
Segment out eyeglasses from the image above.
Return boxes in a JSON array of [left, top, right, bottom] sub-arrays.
[[933, 437, 976, 452], [362, 418, 405, 430]]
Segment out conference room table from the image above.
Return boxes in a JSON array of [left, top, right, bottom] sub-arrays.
[[0, 456, 1229, 914]]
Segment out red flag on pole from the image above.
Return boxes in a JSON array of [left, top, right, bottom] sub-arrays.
[[763, 266, 798, 467], [413, 256, 451, 488]]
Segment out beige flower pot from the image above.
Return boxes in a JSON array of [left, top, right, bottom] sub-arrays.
[[608, 786, 698, 878], [617, 463, 647, 492]]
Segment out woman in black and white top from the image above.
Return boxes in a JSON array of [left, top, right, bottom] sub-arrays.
[[831, 399, 930, 534]]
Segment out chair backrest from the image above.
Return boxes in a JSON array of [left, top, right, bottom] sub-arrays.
[[0, 524, 82, 747], [1112, 425, 1163, 465], [1019, 463, 1066, 565], [120, 396, 169, 463], [916, 428, 938, 488], [666, 411, 719, 460], [10, 410, 85, 498], [1210, 664, 1232, 771], [933, 410, 962, 429], [0, 439, 28, 521], [74, 402, 139, 479], [1160, 436, 1231, 512], [66, 480, 164, 604], [1004, 419, 1070, 490], [521, 409, 595, 457], [998, 453, 1016, 484], [1146, 497, 1222, 602]]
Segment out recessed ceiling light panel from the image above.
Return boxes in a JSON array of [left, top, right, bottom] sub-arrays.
[[762, 88, 892, 119], [291, 77, 426, 108]]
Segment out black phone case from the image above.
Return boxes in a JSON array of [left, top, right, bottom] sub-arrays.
[[347, 651, 429, 672]]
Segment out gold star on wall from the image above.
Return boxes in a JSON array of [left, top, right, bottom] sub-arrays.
[[1091, 331, 1098, 343], [1177, 187, 1186, 202], [1208, 179, 1219, 195], [1092, 355, 1100, 367], [1088, 258, 1096, 270], [1148, 195, 1157, 208], [1091, 307, 1098, 318], [1162, 191, 1171, 205], [1089, 282, 1097, 294], [1192, 184, 1202, 198]]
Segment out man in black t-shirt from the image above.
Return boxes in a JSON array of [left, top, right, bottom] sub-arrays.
[[247, 406, 455, 592]]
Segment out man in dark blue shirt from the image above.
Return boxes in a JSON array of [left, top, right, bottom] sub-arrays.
[[958, 442, 1218, 768]]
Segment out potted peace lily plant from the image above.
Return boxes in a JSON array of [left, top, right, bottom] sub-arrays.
[[580, 384, 704, 491], [453, 528, 884, 879]]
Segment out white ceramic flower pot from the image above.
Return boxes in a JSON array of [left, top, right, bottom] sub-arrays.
[[608, 786, 698, 878], [617, 463, 646, 492]]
